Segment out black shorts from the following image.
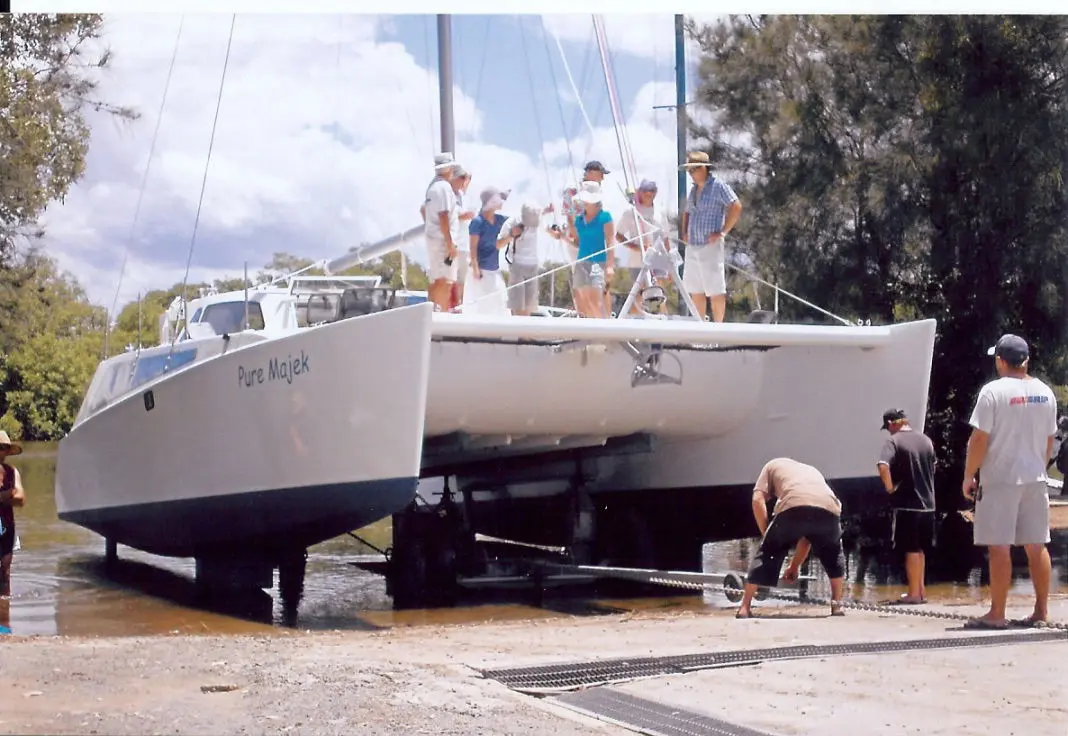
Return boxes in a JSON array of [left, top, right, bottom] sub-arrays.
[[0, 524, 14, 557], [892, 509, 935, 553], [746, 506, 845, 587]]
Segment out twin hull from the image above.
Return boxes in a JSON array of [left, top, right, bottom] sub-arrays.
[[424, 318, 937, 494], [55, 304, 434, 558], [56, 307, 935, 560]]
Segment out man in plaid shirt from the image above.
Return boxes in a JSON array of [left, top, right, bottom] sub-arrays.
[[680, 151, 743, 322]]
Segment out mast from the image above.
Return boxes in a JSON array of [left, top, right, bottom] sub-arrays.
[[437, 15, 455, 154], [674, 14, 687, 232]]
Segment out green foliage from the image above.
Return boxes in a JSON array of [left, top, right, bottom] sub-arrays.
[[688, 14, 1068, 506], [0, 13, 137, 263]]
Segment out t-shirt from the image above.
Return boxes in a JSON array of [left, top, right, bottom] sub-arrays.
[[574, 209, 613, 263], [453, 190, 469, 252], [969, 375, 1058, 487], [501, 216, 539, 267], [617, 203, 669, 268], [424, 177, 457, 245], [878, 429, 937, 511], [468, 213, 507, 271], [753, 458, 842, 517]]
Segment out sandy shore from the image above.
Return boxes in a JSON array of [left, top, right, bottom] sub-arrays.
[[2, 595, 1066, 736]]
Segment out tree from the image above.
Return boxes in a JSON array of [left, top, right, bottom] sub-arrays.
[[687, 15, 1068, 508], [0, 248, 106, 439], [0, 14, 137, 263]]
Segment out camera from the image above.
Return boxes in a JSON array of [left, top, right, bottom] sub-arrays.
[[444, 255, 454, 266]]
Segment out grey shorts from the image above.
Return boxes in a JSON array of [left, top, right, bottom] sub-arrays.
[[574, 261, 606, 290], [507, 264, 539, 312], [974, 481, 1050, 546]]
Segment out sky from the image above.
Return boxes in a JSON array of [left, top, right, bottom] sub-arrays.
[[33, 12, 727, 312]]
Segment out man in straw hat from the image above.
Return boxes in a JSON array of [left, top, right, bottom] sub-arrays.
[[680, 150, 742, 322], [0, 430, 26, 597]]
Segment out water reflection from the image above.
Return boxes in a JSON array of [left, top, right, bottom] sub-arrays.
[[4, 445, 1066, 636]]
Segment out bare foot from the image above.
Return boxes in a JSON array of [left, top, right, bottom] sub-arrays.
[[735, 608, 754, 619]]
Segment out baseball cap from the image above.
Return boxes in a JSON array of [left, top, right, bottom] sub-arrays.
[[584, 160, 610, 175], [987, 334, 1029, 366], [880, 408, 907, 430], [638, 179, 658, 192]]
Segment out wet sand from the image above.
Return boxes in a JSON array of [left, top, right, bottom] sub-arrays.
[[2, 597, 1065, 735]]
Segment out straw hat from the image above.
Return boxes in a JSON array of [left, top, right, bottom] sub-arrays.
[[0, 430, 22, 456], [680, 151, 712, 169]]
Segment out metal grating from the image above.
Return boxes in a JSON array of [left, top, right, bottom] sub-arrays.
[[554, 688, 775, 736], [482, 630, 1066, 693]]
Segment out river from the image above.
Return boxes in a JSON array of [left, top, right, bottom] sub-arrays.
[[3, 444, 1065, 636]]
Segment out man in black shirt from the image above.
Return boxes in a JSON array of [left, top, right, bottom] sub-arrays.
[[877, 408, 937, 604]]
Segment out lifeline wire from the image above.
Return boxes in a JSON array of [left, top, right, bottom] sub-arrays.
[[105, 15, 185, 357], [172, 14, 237, 353]]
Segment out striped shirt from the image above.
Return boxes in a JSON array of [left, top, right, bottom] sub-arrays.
[[685, 177, 739, 247]]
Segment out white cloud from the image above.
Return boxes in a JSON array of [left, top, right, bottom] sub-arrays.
[[38, 13, 723, 310]]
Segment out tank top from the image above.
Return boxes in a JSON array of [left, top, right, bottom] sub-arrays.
[[0, 464, 15, 534]]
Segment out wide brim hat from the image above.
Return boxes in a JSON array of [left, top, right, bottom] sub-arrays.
[[680, 151, 712, 169], [0, 430, 23, 456]]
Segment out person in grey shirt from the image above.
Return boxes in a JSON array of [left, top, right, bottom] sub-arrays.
[[962, 333, 1057, 629]]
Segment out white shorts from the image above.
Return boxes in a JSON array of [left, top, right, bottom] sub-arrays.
[[426, 238, 457, 283], [682, 241, 726, 296], [456, 253, 469, 286], [463, 269, 509, 315], [974, 481, 1051, 546]]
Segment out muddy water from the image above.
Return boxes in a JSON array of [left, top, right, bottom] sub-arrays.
[[3, 446, 1066, 636]]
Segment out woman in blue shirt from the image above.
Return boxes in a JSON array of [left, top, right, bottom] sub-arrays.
[[465, 187, 510, 314], [568, 183, 615, 318]]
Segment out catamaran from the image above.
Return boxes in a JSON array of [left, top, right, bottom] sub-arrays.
[[55, 13, 936, 613]]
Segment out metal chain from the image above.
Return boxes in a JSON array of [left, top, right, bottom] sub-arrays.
[[643, 575, 1068, 631]]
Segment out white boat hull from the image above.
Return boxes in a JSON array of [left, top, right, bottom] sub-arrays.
[[55, 304, 434, 557], [424, 316, 936, 496]]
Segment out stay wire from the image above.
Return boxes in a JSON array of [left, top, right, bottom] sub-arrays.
[[172, 14, 237, 354], [104, 15, 184, 357]]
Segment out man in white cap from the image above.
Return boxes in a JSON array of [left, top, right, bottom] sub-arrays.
[[0, 430, 26, 597], [422, 152, 460, 311], [962, 333, 1056, 629]]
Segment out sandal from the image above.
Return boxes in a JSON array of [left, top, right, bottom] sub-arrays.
[[963, 617, 1009, 630]]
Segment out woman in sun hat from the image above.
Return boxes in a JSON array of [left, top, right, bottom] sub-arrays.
[[0, 430, 26, 597], [568, 181, 616, 318]]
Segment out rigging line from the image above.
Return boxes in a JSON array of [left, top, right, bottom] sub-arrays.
[[600, 21, 638, 180], [592, 16, 637, 189], [423, 15, 436, 152], [518, 16, 556, 224], [472, 15, 493, 109], [563, 24, 596, 169], [553, 27, 596, 142], [171, 13, 237, 352], [104, 14, 184, 358], [326, 14, 345, 252], [591, 17, 629, 188], [538, 16, 576, 184]]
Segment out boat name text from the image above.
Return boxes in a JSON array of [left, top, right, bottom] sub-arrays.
[[238, 350, 311, 388]]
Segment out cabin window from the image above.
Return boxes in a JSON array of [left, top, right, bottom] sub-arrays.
[[200, 301, 265, 335], [131, 348, 199, 389]]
